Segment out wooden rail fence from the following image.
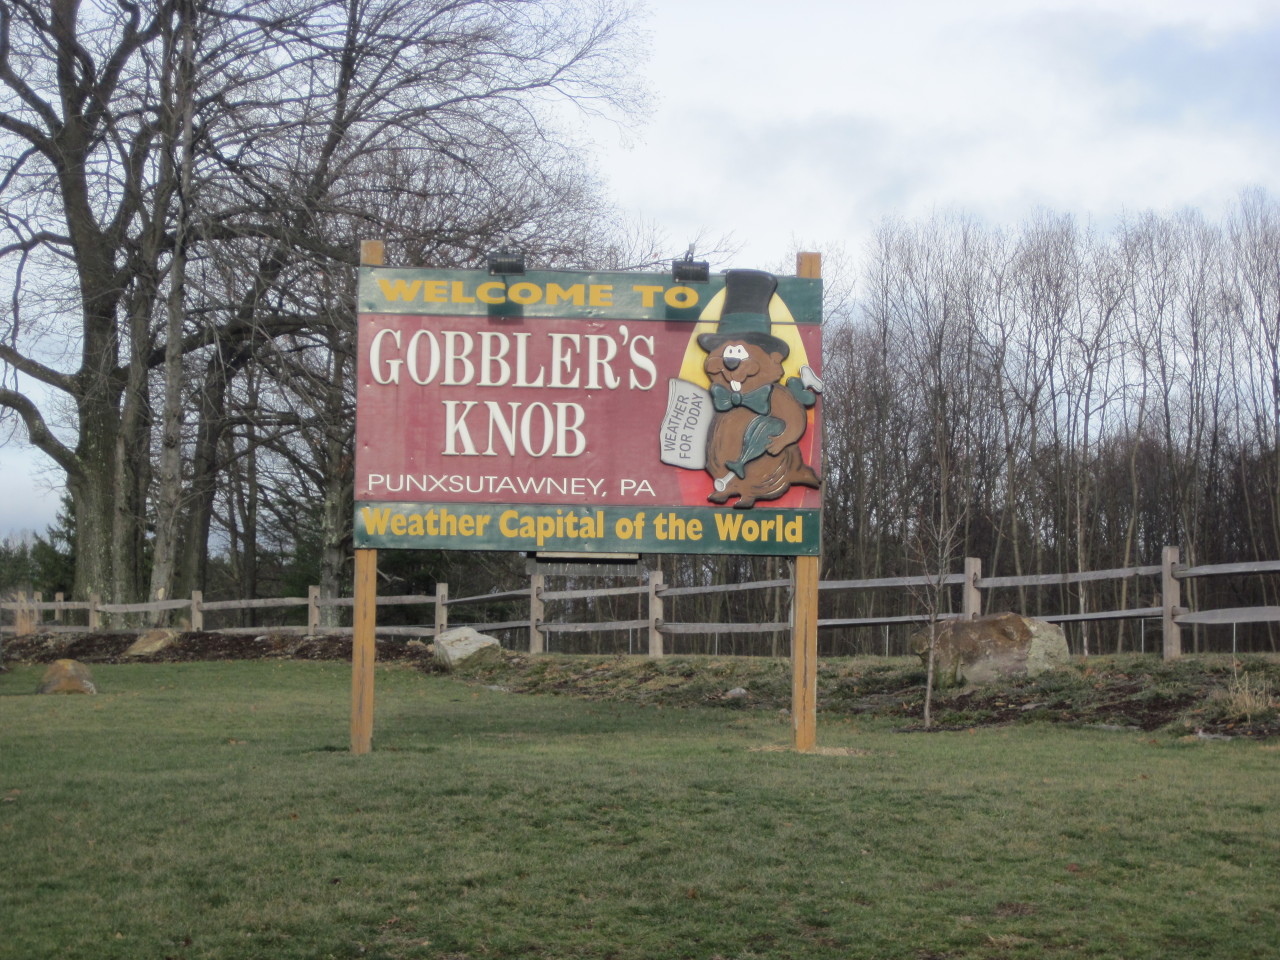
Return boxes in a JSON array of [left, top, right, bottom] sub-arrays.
[[4, 547, 1280, 659]]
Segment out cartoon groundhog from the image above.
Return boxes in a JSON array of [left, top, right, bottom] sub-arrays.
[[699, 269, 822, 509]]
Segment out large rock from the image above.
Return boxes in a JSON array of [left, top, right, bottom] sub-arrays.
[[910, 613, 1070, 688], [37, 659, 98, 695], [434, 627, 502, 670]]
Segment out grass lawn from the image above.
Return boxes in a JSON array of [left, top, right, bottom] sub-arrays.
[[2, 659, 1277, 959]]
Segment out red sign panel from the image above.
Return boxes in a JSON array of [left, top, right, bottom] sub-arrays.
[[354, 268, 823, 554]]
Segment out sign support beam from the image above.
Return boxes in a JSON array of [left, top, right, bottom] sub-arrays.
[[351, 547, 377, 754], [352, 240, 384, 754], [792, 251, 821, 753]]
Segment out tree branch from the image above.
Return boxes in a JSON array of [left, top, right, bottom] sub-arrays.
[[0, 384, 79, 478], [0, 340, 78, 394], [0, 1, 62, 145]]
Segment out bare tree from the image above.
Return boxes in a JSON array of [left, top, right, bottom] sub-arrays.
[[909, 502, 966, 729], [0, 0, 644, 603]]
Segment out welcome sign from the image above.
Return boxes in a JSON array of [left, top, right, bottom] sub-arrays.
[[354, 267, 823, 555]]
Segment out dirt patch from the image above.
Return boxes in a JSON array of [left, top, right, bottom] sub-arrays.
[[749, 744, 873, 756]]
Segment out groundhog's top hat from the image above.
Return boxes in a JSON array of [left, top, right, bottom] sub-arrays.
[[697, 269, 790, 359]]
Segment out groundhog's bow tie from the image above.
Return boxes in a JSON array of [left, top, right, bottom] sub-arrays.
[[710, 383, 772, 414]]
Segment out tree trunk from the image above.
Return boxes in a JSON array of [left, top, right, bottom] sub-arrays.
[[149, 0, 198, 618]]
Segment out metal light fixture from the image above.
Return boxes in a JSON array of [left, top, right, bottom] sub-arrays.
[[487, 246, 525, 275], [671, 245, 709, 284]]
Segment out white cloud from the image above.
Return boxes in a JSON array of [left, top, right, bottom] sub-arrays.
[[595, 0, 1280, 269]]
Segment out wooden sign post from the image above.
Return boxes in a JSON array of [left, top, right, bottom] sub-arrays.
[[792, 252, 821, 753], [351, 239, 384, 755]]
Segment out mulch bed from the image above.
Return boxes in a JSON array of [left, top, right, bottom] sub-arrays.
[[5, 634, 1278, 738], [1, 631, 430, 665]]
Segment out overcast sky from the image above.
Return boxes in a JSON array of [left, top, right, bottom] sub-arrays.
[[593, 0, 1280, 268], [3, 0, 1279, 538]]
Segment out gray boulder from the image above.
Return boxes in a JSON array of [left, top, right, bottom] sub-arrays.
[[434, 627, 502, 670], [910, 612, 1070, 688]]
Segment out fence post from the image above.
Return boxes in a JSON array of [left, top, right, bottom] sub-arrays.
[[647, 568, 664, 658], [434, 582, 448, 638], [963, 558, 982, 619], [191, 591, 203, 631], [15, 592, 34, 636], [33, 591, 43, 629], [1162, 545, 1181, 660], [88, 593, 101, 630], [307, 585, 320, 634], [529, 572, 545, 654], [54, 591, 64, 623]]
